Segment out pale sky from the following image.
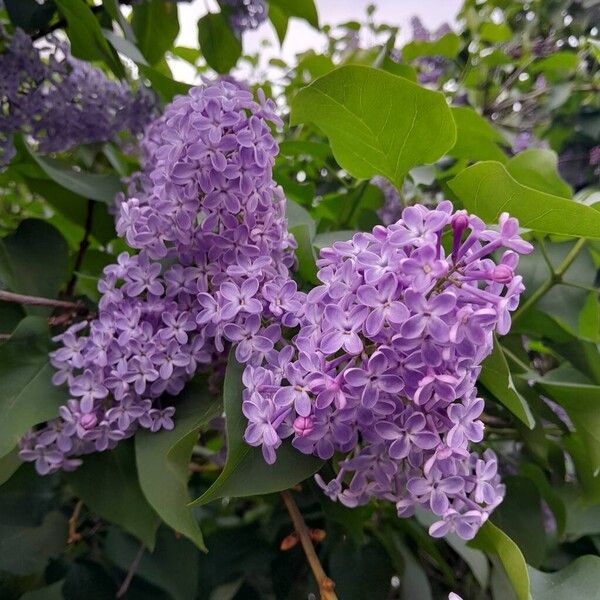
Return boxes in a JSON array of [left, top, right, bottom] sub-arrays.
[[171, 0, 463, 82]]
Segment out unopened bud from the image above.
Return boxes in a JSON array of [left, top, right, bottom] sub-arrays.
[[491, 264, 513, 283], [293, 416, 314, 436]]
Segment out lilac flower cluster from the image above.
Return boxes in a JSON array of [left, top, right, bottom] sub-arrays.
[[219, 0, 268, 35], [20, 81, 298, 474], [0, 28, 155, 168], [241, 204, 532, 539], [409, 16, 453, 85]]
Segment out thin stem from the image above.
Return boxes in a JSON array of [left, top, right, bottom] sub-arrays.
[[561, 280, 600, 294], [116, 541, 146, 598], [67, 500, 84, 544], [0, 290, 80, 310], [538, 238, 554, 273], [513, 238, 587, 323], [66, 199, 94, 297], [281, 490, 338, 600]]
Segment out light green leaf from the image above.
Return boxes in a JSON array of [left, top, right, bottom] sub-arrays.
[[507, 149, 572, 199], [268, 0, 319, 28], [67, 440, 159, 549], [132, 0, 179, 66], [448, 161, 600, 239], [469, 521, 530, 600], [28, 150, 122, 204], [402, 32, 462, 61], [479, 339, 535, 428], [136, 378, 221, 551], [138, 65, 192, 103], [0, 318, 67, 458], [102, 29, 148, 66], [54, 0, 125, 78], [532, 51, 578, 74], [530, 555, 600, 599], [171, 46, 201, 65], [198, 12, 242, 74], [290, 65, 456, 188], [450, 106, 507, 163], [579, 291, 600, 342], [480, 22, 512, 43], [191, 352, 323, 506]]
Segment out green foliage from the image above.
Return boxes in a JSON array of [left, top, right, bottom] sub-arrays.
[[198, 13, 242, 74], [132, 0, 180, 66]]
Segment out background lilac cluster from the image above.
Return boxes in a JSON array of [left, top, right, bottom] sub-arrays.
[[219, 0, 268, 35], [19, 81, 298, 473], [241, 204, 532, 539], [0, 27, 155, 168]]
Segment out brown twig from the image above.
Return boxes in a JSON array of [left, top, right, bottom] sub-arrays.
[[281, 490, 338, 600], [116, 541, 146, 598], [67, 499, 84, 544], [0, 289, 81, 310], [66, 199, 94, 297]]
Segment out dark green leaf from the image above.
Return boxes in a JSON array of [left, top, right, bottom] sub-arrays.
[[479, 339, 535, 428], [67, 441, 159, 549], [0, 317, 67, 458], [530, 555, 600, 599], [269, 4, 289, 45], [268, 0, 319, 28], [291, 65, 456, 188], [54, 0, 125, 78], [138, 65, 192, 103], [191, 352, 323, 505], [469, 521, 530, 600], [448, 161, 600, 239], [198, 12, 242, 74], [507, 149, 572, 198], [0, 448, 21, 487], [4, 0, 56, 31], [20, 581, 65, 600], [132, 0, 180, 66], [136, 378, 221, 551]]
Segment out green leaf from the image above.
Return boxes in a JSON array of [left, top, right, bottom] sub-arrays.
[[67, 441, 159, 549], [198, 12, 242, 74], [530, 555, 600, 599], [313, 230, 358, 250], [479, 339, 535, 428], [450, 106, 507, 163], [28, 150, 122, 204], [507, 149, 572, 199], [290, 65, 456, 188], [102, 0, 135, 43], [191, 351, 323, 506], [105, 527, 199, 600], [136, 378, 221, 551], [0, 318, 67, 458], [268, 0, 319, 28], [279, 140, 331, 162], [102, 29, 148, 66], [172, 46, 201, 65], [402, 32, 462, 61], [479, 22, 512, 43], [448, 161, 600, 239], [132, 0, 180, 66], [0, 219, 68, 310], [138, 65, 192, 103], [269, 4, 289, 45], [579, 291, 600, 342], [54, 0, 125, 78], [4, 0, 56, 31], [469, 521, 530, 600], [0, 511, 68, 575], [20, 581, 65, 600], [532, 51, 579, 74], [0, 449, 21, 487]]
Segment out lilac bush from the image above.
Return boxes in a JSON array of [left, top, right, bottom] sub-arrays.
[[241, 204, 532, 539]]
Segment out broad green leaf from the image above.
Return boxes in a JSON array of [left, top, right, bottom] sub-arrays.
[[0, 449, 21, 487], [171, 46, 201, 65], [450, 106, 507, 163], [4, 0, 56, 30], [28, 150, 122, 204], [479, 22, 512, 43], [105, 527, 199, 600], [381, 57, 418, 81], [290, 65, 456, 188], [448, 161, 600, 239], [530, 555, 600, 599], [191, 352, 323, 506], [532, 51, 579, 74], [102, 0, 135, 43], [138, 65, 192, 103], [279, 140, 331, 162], [402, 32, 462, 61], [0, 511, 68, 575], [491, 476, 546, 567], [479, 339, 535, 427], [269, 4, 289, 45], [102, 29, 148, 66], [445, 533, 490, 589], [198, 13, 242, 74], [67, 441, 159, 549], [469, 521, 530, 600], [0, 219, 68, 310], [507, 149, 572, 198], [132, 0, 179, 66], [136, 378, 221, 551], [268, 0, 319, 28], [0, 318, 67, 458], [54, 0, 125, 79], [579, 291, 600, 342]]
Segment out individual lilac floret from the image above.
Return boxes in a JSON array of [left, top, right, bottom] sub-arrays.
[[0, 28, 155, 169], [240, 203, 532, 540], [20, 81, 302, 473]]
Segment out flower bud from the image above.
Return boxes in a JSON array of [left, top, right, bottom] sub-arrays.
[[293, 416, 314, 436], [490, 264, 514, 283], [80, 413, 98, 430]]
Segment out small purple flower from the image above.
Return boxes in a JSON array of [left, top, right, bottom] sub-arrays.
[[320, 305, 368, 355]]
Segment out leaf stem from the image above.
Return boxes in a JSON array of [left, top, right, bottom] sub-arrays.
[[281, 490, 338, 600], [116, 541, 146, 598], [67, 499, 84, 544], [0, 290, 81, 310], [66, 199, 95, 297], [512, 238, 587, 323]]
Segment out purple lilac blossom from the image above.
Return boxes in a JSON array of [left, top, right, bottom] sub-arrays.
[[407, 16, 452, 85], [371, 176, 403, 226], [219, 0, 268, 35], [0, 28, 155, 169], [20, 81, 299, 473], [240, 204, 532, 540]]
